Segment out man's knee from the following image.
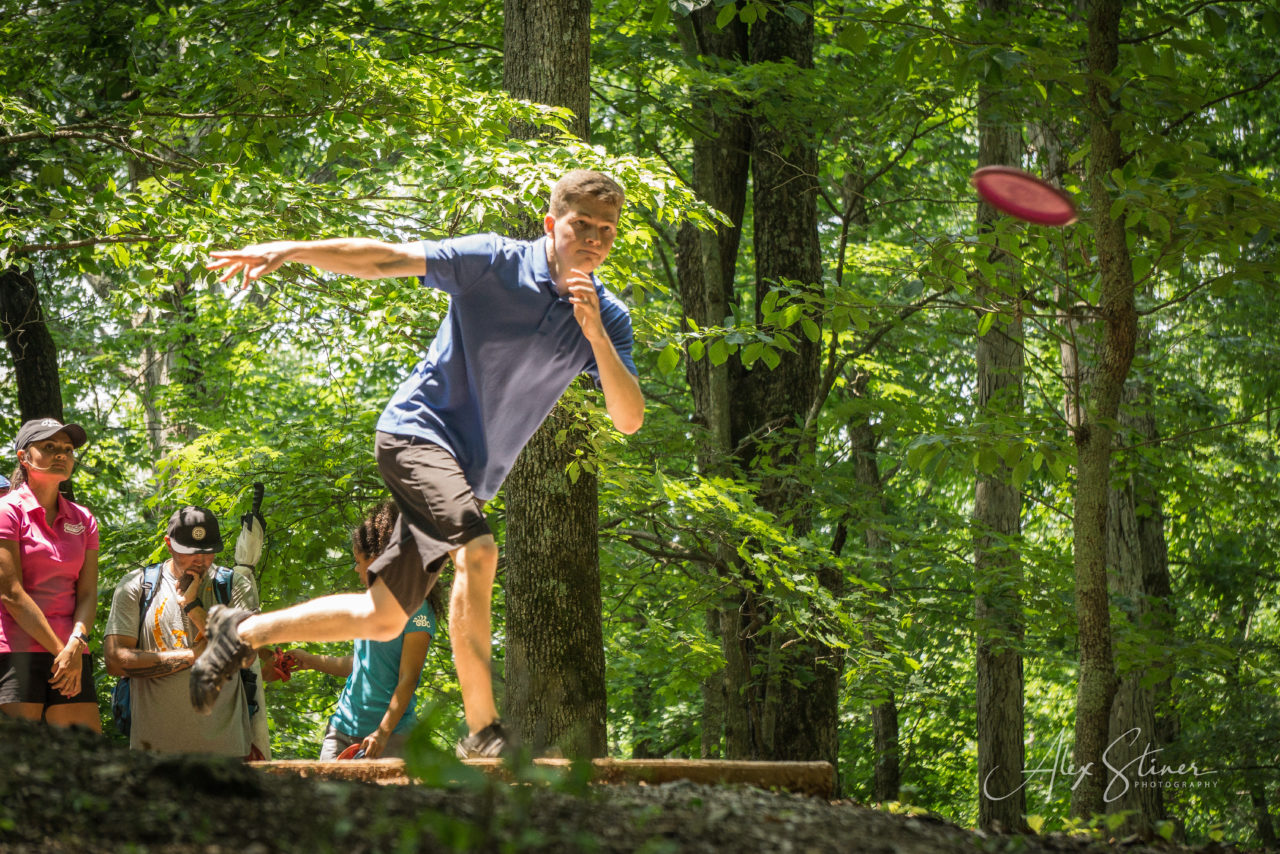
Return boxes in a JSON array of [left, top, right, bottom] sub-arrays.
[[456, 536, 498, 576]]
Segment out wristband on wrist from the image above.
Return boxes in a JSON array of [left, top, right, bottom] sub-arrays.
[[72, 630, 90, 645], [183, 599, 204, 614]]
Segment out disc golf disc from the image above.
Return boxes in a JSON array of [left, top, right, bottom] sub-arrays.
[[337, 743, 366, 760], [970, 165, 1077, 226]]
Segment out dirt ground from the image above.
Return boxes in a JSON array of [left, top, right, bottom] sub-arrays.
[[0, 716, 1242, 853]]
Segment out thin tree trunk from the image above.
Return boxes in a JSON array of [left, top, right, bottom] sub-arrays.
[[1072, 0, 1137, 817], [500, 0, 606, 758], [848, 378, 900, 801], [973, 0, 1027, 829], [1105, 341, 1173, 834]]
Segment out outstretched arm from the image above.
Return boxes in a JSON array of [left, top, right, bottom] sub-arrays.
[[208, 238, 426, 288]]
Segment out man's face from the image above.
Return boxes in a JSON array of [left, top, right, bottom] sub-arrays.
[[165, 539, 215, 582], [544, 197, 620, 278]]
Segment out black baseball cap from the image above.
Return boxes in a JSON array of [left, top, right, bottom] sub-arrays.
[[14, 418, 88, 452], [166, 506, 224, 554]]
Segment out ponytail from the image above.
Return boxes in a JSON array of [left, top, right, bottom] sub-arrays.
[[351, 499, 448, 621]]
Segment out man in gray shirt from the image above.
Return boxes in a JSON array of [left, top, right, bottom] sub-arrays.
[[104, 507, 253, 756]]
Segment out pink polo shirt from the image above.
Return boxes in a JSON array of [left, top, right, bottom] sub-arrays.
[[0, 484, 100, 654]]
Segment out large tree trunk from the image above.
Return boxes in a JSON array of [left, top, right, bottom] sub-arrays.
[[728, 9, 835, 765], [1, 266, 66, 423], [673, 5, 751, 760], [500, 0, 607, 758], [973, 0, 1027, 830], [0, 266, 75, 500], [1072, 0, 1137, 817], [503, 398, 608, 757]]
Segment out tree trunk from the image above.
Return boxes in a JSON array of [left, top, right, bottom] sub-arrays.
[[1072, 0, 1137, 818], [1, 266, 67, 424], [673, 5, 751, 761], [501, 0, 607, 758], [973, 0, 1027, 829], [138, 272, 203, 459], [502, 0, 590, 141], [733, 9, 836, 765], [1105, 342, 1173, 834], [503, 397, 608, 757], [849, 380, 900, 801]]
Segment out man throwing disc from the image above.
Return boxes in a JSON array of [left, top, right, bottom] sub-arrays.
[[196, 171, 644, 758]]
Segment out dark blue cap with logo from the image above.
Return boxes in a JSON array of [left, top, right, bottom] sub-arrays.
[[166, 506, 224, 554]]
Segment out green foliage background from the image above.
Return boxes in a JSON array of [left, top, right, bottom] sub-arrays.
[[2, 0, 1278, 845]]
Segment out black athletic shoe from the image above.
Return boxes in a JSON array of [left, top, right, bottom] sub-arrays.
[[455, 720, 513, 759], [190, 605, 255, 714]]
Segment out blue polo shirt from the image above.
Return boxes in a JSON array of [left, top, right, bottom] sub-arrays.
[[375, 234, 637, 500]]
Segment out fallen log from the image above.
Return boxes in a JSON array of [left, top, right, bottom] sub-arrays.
[[253, 757, 835, 798]]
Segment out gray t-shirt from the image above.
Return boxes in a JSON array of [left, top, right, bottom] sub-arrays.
[[105, 563, 252, 756]]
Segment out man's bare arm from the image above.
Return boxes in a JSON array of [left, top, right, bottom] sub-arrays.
[[208, 238, 425, 288], [104, 634, 197, 678]]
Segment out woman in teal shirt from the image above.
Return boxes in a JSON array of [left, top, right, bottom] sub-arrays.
[[289, 503, 443, 759]]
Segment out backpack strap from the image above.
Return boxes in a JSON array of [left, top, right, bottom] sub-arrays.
[[211, 565, 234, 606], [136, 562, 164, 640]]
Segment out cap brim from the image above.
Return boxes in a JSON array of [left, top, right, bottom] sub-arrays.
[[62, 423, 89, 448], [15, 421, 89, 451], [168, 539, 223, 555]]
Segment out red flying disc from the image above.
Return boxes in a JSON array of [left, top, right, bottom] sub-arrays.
[[337, 743, 366, 760], [970, 166, 1078, 226]]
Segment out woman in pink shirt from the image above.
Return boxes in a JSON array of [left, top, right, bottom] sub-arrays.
[[0, 418, 101, 730]]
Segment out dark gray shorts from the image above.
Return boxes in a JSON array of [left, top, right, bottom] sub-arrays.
[[369, 432, 491, 614], [0, 652, 97, 707]]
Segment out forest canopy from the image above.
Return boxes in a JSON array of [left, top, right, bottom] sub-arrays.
[[2, 0, 1278, 847]]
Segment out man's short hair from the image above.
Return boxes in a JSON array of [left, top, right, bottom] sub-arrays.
[[549, 170, 625, 217]]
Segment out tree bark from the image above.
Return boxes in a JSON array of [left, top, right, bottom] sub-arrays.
[[138, 272, 203, 459], [503, 398, 608, 757], [973, 0, 1027, 830], [503, 0, 591, 141], [1, 266, 66, 424], [501, 0, 607, 758], [1105, 344, 1173, 834], [1072, 0, 1137, 818], [849, 380, 899, 801], [673, 5, 751, 761], [734, 9, 836, 765]]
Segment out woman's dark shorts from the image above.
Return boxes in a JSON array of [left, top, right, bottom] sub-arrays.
[[370, 432, 492, 614], [0, 652, 97, 706]]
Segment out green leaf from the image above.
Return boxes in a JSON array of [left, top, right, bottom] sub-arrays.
[[708, 339, 729, 366], [657, 343, 681, 375], [715, 2, 737, 28], [977, 311, 995, 337], [650, 0, 670, 28], [1012, 455, 1033, 487]]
